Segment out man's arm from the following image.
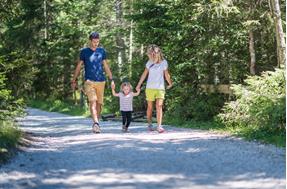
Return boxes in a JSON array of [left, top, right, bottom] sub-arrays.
[[71, 60, 83, 90], [103, 59, 115, 89], [103, 59, 113, 80]]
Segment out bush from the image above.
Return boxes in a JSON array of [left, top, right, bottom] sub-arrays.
[[0, 73, 25, 120], [218, 68, 285, 132], [0, 120, 21, 163], [166, 86, 226, 121]]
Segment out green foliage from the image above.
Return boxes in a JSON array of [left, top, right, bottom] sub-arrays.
[[0, 121, 21, 149], [0, 120, 21, 164], [218, 68, 286, 132], [165, 86, 226, 121], [0, 72, 25, 120], [0, 0, 285, 136]]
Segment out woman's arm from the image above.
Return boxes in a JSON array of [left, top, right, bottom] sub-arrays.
[[136, 68, 149, 91], [164, 69, 173, 89]]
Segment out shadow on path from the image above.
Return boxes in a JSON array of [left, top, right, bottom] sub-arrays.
[[0, 108, 285, 189]]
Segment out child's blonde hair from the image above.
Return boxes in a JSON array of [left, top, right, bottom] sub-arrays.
[[120, 82, 133, 93], [146, 44, 164, 63]]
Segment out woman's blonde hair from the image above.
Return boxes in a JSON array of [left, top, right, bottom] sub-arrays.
[[146, 44, 164, 63], [120, 82, 132, 93]]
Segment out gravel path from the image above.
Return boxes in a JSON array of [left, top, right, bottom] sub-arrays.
[[0, 108, 285, 189]]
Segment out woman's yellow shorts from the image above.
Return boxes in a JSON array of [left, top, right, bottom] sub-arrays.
[[145, 88, 165, 101]]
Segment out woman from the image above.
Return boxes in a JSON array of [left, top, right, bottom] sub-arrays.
[[136, 45, 172, 133]]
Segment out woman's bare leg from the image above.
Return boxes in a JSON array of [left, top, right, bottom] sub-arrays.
[[155, 99, 164, 126], [147, 101, 153, 125]]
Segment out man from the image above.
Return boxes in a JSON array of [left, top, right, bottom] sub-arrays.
[[71, 32, 114, 133]]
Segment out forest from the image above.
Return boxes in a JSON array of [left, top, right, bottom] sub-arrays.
[[0, 0, 286, 151]]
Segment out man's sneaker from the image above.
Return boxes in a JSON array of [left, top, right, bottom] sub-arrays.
[[147, 124, 155, 131], [92, 122, 101, 133], [157, 126, 165, 133]]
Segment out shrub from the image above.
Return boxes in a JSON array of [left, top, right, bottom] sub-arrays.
[[0, 73, 25, 120], [218, 68, 285, 131], [166, 86, 226, 121]]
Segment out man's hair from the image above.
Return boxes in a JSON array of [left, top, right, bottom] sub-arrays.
[[89, 32, 100, 40]]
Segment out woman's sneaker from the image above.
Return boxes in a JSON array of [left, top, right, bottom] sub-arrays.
[[92, 122, 101, 133], [147, 124, 155, 131], [157, 126, 165, 133]]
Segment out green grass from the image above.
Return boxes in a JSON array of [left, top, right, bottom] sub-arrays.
[[28, 99, 112, 117], [226, 125, 286, 147], [165, 117, 285, 147], [0, 121, 21, 164], [28, 99, 91, 117]]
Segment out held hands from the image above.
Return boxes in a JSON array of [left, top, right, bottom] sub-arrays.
[[136, 85, 141, 92], [111, 81, 115, 90], [136, 87, 141, 94], [111, 80, 115, 90]]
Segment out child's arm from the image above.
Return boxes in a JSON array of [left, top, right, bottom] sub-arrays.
[[111, 84, 120, 97], [132, 89, 140, 97]]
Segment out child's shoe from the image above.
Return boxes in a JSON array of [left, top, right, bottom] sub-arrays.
[[122, 125, 126, 132], [122, 125, 129, 132]]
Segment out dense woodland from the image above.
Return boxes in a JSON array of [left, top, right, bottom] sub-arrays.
[[0, 0, 285, 132]]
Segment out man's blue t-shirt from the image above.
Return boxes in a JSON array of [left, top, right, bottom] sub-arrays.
[[80, 47, 107, 82]]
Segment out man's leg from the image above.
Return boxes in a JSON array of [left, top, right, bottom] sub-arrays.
[[84, 81, 101, 133], [90, 101, 99, 124], [95, 81, 105, 121], [96, 102, 102, 120]]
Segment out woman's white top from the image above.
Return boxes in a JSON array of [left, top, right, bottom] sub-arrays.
[[145, 60, 168, 90]]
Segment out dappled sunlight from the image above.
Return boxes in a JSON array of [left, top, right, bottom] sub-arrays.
[[0, 171, 36, 183], [42, 169, 186, 186], [217, 173, 285, 189], [0, 108, 285, 189]]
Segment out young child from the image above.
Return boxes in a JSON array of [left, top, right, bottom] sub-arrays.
[[111, 82, 140, 132]]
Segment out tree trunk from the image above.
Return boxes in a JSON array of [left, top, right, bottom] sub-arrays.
[[271, 0, 286, 67], [249, 30, 256, 75], [128, 0, 134, 78], [43, 0, 48, 39], [115, 0, 126, 79], [128, 20, 133, 78]]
